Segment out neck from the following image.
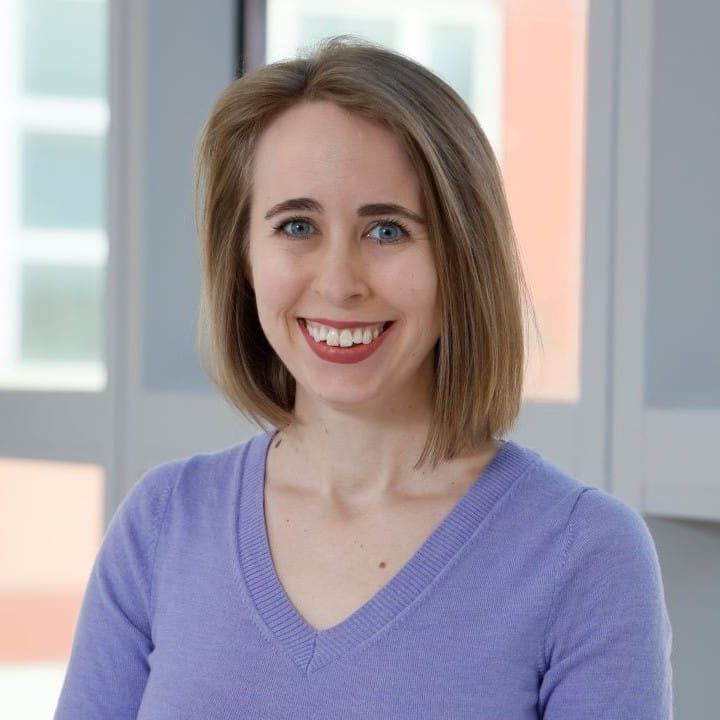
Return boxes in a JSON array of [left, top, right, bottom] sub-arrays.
[[275, 386, 433, 502], [268, 389, 498, 515]]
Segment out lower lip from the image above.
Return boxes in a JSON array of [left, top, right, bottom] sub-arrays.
[[298, 320, 394, 364]]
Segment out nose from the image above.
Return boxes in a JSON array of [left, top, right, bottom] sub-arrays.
[[312, 238, 370, 306]]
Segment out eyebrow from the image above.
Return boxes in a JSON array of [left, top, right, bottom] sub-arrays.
[[358, 203, 425, 224], [264, 198, 321, 219], [263, 197, 425, 224]]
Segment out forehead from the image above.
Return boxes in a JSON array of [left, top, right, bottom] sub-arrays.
[[251, 101, 421, 208]]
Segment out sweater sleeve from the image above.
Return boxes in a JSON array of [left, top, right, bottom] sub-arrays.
[[54, 464, 177, 720], [538, 487, 673, 719]]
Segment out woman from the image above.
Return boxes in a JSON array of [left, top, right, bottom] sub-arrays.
[[56, 39, 672, 719]]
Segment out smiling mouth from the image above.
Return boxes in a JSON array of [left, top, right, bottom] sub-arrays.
[[301, 319, 392, 347]]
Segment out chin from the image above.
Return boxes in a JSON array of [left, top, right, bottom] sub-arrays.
[[295, 376, 388, 414], [310, 387, 383, 411]]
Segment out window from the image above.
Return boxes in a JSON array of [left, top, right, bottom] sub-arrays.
[[0, 2, 108, 716], [0, 0, 108, 391], [264, 0, 588, 403]]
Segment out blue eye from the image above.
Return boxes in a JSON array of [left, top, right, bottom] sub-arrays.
[[368, 222, 407, 244], [280, 219, 316, 236]]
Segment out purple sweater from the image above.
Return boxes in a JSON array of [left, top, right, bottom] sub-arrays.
[[55, 432, 673, 719]]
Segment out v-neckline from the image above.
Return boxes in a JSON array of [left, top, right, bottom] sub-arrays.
[[236, 431, 535, 675]]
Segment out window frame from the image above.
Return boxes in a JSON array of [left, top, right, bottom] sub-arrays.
[[0, 0, 635, 532]]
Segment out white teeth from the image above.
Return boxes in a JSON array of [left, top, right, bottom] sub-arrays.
[[304, 320, 387, 347]]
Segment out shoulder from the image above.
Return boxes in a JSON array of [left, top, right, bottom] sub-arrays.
[[495, 444, 591, 533], [556, 484, 666, 618], [531, 456, 673, 715], [524, 453, 668, 628], [113, 430, 273, 533], [498, 445, 662, 599], [565, 485, 656, 559], [506, 444, 652, 543], [523, 449, 659, 569]]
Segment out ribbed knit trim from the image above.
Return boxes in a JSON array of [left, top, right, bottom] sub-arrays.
[[237, 432, 538, 675]]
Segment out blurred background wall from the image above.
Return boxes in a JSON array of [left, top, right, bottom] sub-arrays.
[[0, 0, 717, 717]]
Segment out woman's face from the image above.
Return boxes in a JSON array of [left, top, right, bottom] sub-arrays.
[[247, 100, 441, 413]]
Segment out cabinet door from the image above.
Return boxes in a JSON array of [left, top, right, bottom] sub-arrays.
[[611, 0, 720, 519], [110, 0, 253, 502]]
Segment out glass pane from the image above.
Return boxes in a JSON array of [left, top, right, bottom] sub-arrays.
[[20, 264, 104, 363], [0, 458, 103, 717], [299, 15, 396, 47], [645, 208, 720, 410], [23, 0, 108, 98], [0, 0, 108, 390], [22, 132, 105, 230], [427, 23, 474, 101], [266, 0, 587, 403], [645, 0, 720, 410], [502, 1, 586, 403]]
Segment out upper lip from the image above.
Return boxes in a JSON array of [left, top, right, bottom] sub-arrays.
[[301, 317, 391, 329]]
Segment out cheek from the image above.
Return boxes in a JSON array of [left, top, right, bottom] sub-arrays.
[[394, 262, 439, 316], [249, 248, 303, 313]]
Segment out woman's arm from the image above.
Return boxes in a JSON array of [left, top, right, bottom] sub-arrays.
[[538, 488, 673, 719], [54, 465, 176, 720]]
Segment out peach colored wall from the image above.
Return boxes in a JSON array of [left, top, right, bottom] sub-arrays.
[[502, 0, 587, 402], [0, 459, 102, 660]]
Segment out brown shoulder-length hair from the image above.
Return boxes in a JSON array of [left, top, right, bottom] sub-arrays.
[[196, 37, 532, 466]]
